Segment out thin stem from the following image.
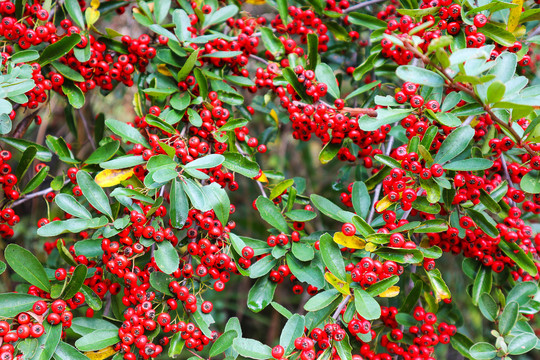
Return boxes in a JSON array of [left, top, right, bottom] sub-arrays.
[[332, 294, 351, 320], [366, 134, 395, 224], [343, 0, 387, 13], [78, 109, 96, 150], [11, 180, 70, 207], [249, 54, 269, 66]]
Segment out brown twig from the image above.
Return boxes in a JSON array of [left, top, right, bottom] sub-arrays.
[[11, 110, 39, 139]]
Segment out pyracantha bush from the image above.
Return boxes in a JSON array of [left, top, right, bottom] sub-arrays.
[[0, 0, 539, 359]]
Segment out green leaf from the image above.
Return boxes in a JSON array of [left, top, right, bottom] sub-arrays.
[[315, 63, 340, 99], [65, 0, 85, 28], [508, 333, 538, 355], [469, 342, 496, 360], [481, 23, 516, 47], [154, 0, 171, 23], [281, 68, 309, 102], [269, 179, 294, 200], [55, 194, 92, 219], [0, 261, 5, 274], [260, 27, 284, 57], [351, 181, 370, 219], [319, 233, 346, 281], [22, 166, 50, 194], [54, 341, 91, 360], [75, 330, 120, 351], [63, 264, 87, 300], [255, 196, 289, 233], [80, 285, 102, 310], [425, 268, 451, 302], [210, 330, 238, 357], [286, 253, 325, 288], [304, 289, 340, 311], [38, 33, 81, 65], [105, 119, 150, 148], [168, 332, 185, 358], [318, 141, 340, 164], [486, 80, 505, 104], [285, 209, 316, 222], [154, 240, 179, 274], [37, 217, 108, 237], [375, 247, 424, 263], [450, 333, 474, 359], [521, 170, 540, 193], [280, 314, 305, 355], [85, 141, 120, 164], [499, 301, 519, 335], [443, 158, 493, 171], [291, 242, 315, 261], [498, 240, 538, 276], [434, 125, 475, 163], [479, 293, 498, 321], [478, 189, 502, 213], [223, 153, 260, 178], [0, 293, 42, 317], [172, 9, 191, 41], [471, 266, 492, 306], [507, 281, 538, 306], [11, 50, 39, 63], [348, 12, 386, 29], [185, 154, 224, 170], [1, 137, 52, 161], [15, 146, 37, 180], [232, 338, 272, 360], [359, 109, 413, 131], [71, 318, 117, 336], [203, 4, 238, 27], [35, 323, 62, 360], [177, 49, 200, 81], [306, 33, 318, 70], [276, 0, 288, 25], [170, 178, 189, 228], [435, 112, 461, 127], [310, 194, 354, 223], [466, 209, 499, 238], [204, 183, 230, 226], [76, 171, 113, 219], [352, 215, 375, 237], [396, 65, 445, 87], [100, 155, 145, 169], [5, 244, 50, 292], [354, 288, 381, 320], [366, 275, 399, 297], [345, 81, 381, 101]]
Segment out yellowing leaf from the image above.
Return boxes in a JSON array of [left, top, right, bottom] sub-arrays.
[[95, 168, 134, 187], [375, 195, 393, 212], [85, 347, 116, 360], [90, 0, 100, 9], [269, 109, 279, 127], [246, 0, 266, 4], [507, 0, 523, 32], [365, 242, 377, 252], [333, 232, 366, 249], [85, 7, 100, 27], [469, 116, 480, 127], [379, 286, 400, 298], [325, 272, 350, 295], [157, 64, 173, 77], [256, 171, 268, 183]]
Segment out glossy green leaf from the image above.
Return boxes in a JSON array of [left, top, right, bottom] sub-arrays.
[[469, 342, 496, 360], [471, 266, 492, 306], [55, 194, 92, 219], [210, 330, 238, 357], [255, 196, 288, 233], [54, 341, 90, 360], [38, 34, 81, 65], [76, 171, 113, 219], [105, 119, 150, 148], [354, 288, 381, 320], [0, 293, 42, 317], [75, 330, 120, 351], [508, 333, 538, 355], [521, 170, 540, 193], [154, 240, 179, 275], [34, 323, 62, 360], [280, 314, 305, 355], [63, 264, 87, 300], [5, 244, 50, 292], [304, 289, 340, 311], [315, 63, 340, 99], [396, 65, 445, 87], [223, 153, 260, 178], [498, 239, 538, 276], [232, 338, 272, 360], [434, 125, 475, 163], [479, 293, 498, 321], [260, 27, 284, 57], [319, 233, 346, 281]]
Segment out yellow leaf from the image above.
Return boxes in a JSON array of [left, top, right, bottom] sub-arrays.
[[365, 242, 377, 252], [85, 347, 116, 360], [378, 286, 400, 298], [269, 109, 279, 127], [375, 195, 393, 212], [245, 0, 266, 4], [507, 0, 523, 33], [95, 168, 135, 187], [325, 272, 350, 295], [85, 7, 100, 27], [256, 171, 268, 183], [469, 116, 480, 128], [333, 232, 366, 249], [157, 64, 173, 77], [90, 0, 100, 9]]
